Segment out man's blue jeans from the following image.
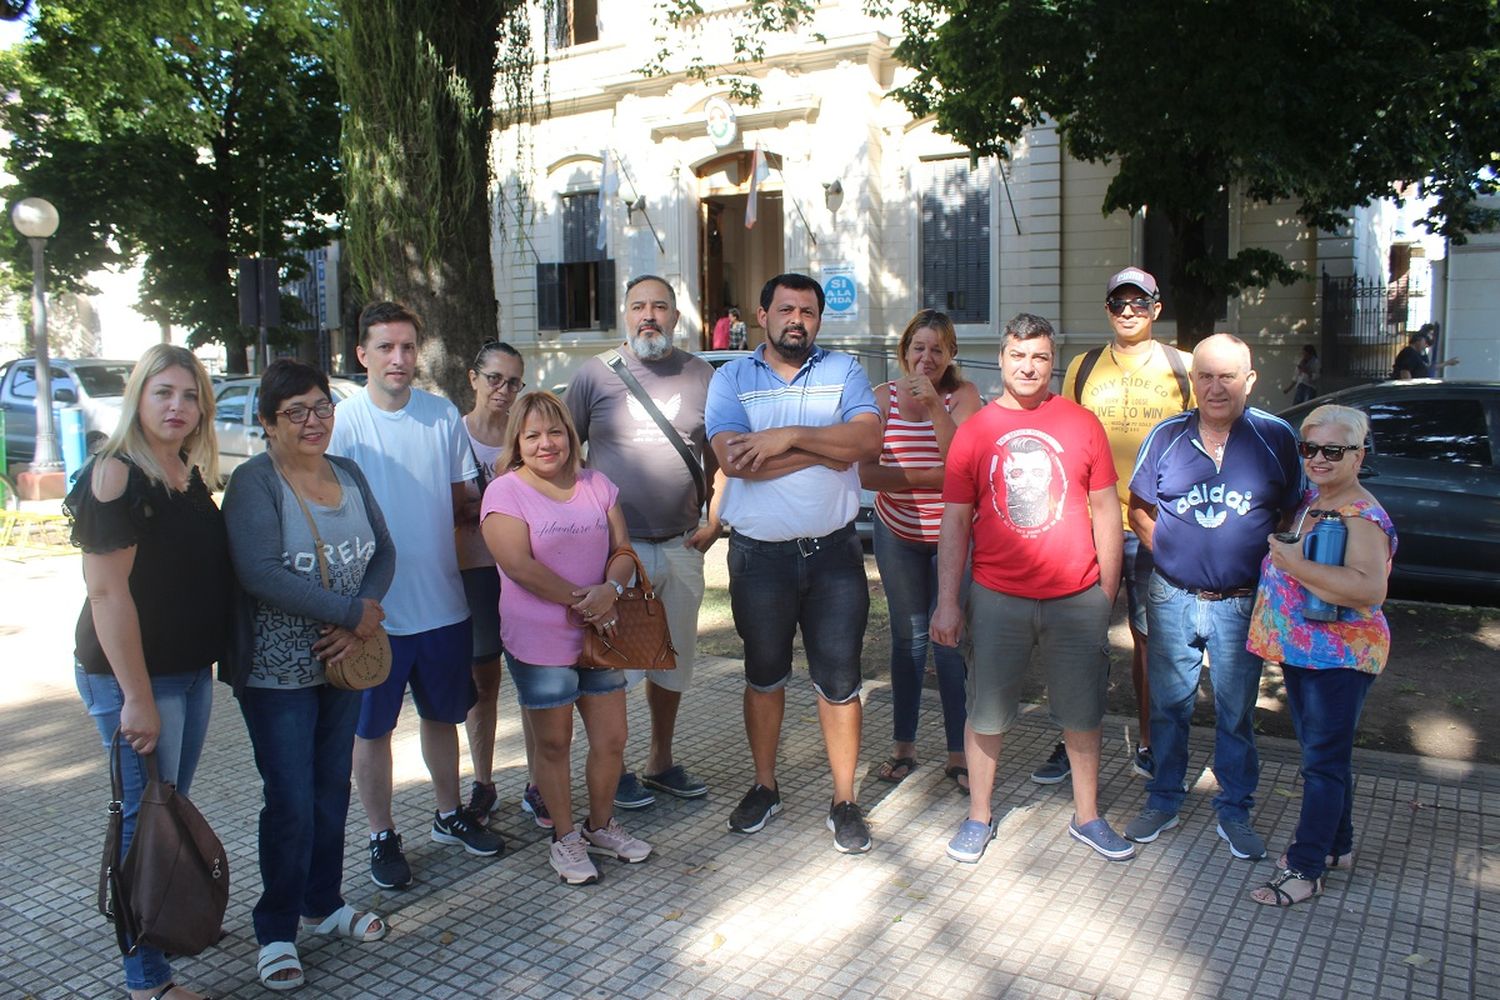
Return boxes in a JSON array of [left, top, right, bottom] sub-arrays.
[[873, 518, 967, 752], [239, 684, 363, 945], [76, 665, 214, 992], [1144, 572, 1263, 822], [1283, 665, 1375, 879]]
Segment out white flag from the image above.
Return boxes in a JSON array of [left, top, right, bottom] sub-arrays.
[[597, 149, 618, 251], [745, 144, 769, 229]]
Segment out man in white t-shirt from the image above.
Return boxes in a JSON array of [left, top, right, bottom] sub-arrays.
[[329, 301, 502, 890]]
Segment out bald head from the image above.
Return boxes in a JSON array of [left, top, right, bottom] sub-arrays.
[[1191, 333, 1253, 375], [1190, 333, 1257, 428]]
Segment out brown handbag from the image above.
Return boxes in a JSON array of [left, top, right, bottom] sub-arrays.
[[576, 547, 677, 670], [278, 462, 392, 690], [97, 729, 229, 957]]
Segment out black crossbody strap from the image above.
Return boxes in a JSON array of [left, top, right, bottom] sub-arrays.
[[598, 349, 707, 508]]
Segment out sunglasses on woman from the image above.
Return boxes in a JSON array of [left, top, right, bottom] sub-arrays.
[[1297, 442, 1361, 461]]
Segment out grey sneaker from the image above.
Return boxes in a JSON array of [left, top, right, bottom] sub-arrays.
[[826, 800, 872, 854], [549, 831, 600, 886], [1030, 741, 1071, 785], [1124, 808, 1180, 843], [1217, 817, 1268, 860], [946, 816, 998, 864], [613, 771, 656, 810], [582, 817, 652, 863], [641, 764, 708, 799]]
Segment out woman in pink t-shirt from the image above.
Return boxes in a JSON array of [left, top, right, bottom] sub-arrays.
[[480, 391, 653, 886]]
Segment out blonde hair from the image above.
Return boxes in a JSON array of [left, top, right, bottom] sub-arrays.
[[1300, 403, 1368, 447], [499, 390, 581, 477], [98, 344, 220, 488]]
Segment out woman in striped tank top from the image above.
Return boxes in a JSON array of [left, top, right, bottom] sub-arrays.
[[861, 310, 982, 790]]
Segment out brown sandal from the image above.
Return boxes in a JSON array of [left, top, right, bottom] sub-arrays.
[[875, 756, 919, 783], [1250, 868, 1324, 907]]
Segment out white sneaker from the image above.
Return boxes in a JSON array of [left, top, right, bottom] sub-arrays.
[[549, 831, 600, 885], [582, 817, 652, 864]]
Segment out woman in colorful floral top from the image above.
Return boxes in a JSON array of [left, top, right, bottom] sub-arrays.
[[1245, 404, 1397, 907]]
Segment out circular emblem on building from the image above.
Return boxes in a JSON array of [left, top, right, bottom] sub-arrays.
[[705, 97, 737, 149]]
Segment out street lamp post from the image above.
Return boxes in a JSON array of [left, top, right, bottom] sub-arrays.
[[11, 196, 62, 473]]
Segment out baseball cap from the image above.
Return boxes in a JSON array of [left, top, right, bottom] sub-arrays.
[[1106, 267, 1159, 299]]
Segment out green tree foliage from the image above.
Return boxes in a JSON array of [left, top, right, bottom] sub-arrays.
[[894, 0, 1500, 343], [1, 1, 342, 368]]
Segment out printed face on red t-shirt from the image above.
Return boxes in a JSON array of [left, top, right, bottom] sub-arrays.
[[990, 430, 1067, 537]]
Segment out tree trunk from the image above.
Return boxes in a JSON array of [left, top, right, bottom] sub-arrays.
[[1168, 212, 1218, 350]]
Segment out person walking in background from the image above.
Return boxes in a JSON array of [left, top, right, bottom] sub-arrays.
[[221, 360, 395, 991], [860, 309, 981, 792], [67, 344, 232, 1000], [480, 391, 652, 886], [1392, 324, 1458, 379], [1245, 404, 1397, 906], [728, 307, 747, 349], [566, 274, 722, 812], [1284, 344, 1320, 404], [1124, 334, 1303, 862], [707, 272, 883, 854], [1032, 267, 1194, 789], [711, 307, 733, 350], [932, 314, 1132, 865], [458, 341, 548, 831], [329, 302, 501, 892]]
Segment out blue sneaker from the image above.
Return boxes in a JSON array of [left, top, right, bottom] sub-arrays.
[[1068, 817, 1136, 861], [1030, 741, 1071, 785], [1132, 745, 1155, 779], [946, 817, 998, 864], [641, 764, 708, 799], [613, 771, 656, 811]]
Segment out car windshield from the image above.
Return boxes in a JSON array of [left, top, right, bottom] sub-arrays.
[[73, 364, 134, 397]]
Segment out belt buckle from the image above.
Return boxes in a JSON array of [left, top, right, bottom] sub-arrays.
[[1198, 589, 1224, 602], [796, 535, 819, 558]]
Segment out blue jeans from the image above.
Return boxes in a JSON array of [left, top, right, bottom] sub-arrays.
[[1283, 665, 1375, 879], [1143, 573, 1262, 822], [76, 665, 214, 992], [873, 518, 967, 751], [239, 684, 363, 945]]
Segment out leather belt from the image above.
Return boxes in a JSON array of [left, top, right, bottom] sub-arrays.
[[730, 521, 857, 558], [1162, 573, 1256, 601]]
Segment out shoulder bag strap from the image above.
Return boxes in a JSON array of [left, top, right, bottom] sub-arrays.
[[462, 419, 492, 490], [1162, 342, 1192, 410], [1072, 347, 1105, 404], [597, 348, 707, 509], [273, 461, 332, 590]]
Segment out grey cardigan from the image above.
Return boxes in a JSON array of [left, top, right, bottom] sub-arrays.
[[219, 451, 396, 695]]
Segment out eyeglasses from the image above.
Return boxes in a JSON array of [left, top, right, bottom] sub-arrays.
[[1297, 442, 1361, 461], [479, 372, 525, 392], [1106, 297, 1156, 316], [276, 400, 335, 424]]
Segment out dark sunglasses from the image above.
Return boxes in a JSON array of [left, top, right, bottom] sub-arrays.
[[1298, 442, 1361, 461], [1106, 297, 1156, 316], [276, 400, 335, 424]]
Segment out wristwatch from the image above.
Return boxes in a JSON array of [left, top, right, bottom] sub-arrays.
[[608, 580, 624, 598]]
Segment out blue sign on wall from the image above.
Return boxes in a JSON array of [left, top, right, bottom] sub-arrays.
[[822, 265, 858, 321]]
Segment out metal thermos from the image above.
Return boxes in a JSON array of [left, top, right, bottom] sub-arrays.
[[1302, 512, 1348, 622]]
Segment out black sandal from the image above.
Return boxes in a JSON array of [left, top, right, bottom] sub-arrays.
[[145, 984, 215, 1000], [945, 765, 970, 793], [1250, 868, 1324, 907], [875, 756, 918, 783]]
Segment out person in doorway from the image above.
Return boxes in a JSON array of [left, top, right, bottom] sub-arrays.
[[1391, 325, 1457, 379]]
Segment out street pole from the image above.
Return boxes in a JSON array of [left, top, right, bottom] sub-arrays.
[[28, 235, 61, 471]]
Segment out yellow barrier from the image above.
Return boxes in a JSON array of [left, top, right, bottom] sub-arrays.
[[0, 511, 75, 555]]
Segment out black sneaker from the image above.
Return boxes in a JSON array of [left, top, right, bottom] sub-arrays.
[[431, 809, 504, 857], [1030, 741, 1071, 785], [467, 780, 498, 823], [827, 800, 872, 854], [370, 829, 412, 889], [727, 783, 782, 834]]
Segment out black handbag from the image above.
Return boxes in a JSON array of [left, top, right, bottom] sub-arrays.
[[97, 728, 229, 957]]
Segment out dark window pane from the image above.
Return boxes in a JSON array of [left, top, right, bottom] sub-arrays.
[[215, 385, 251, 425], [74, 364, 133, 397], [12, 364, 36, 399], [562, 192, 603, 263], [919, 159, 989, 324], [1367, 398, 1492, 466]]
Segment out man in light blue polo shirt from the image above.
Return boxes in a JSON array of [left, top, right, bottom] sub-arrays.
[[705, 272, 882, 854], [1123, 333, 1302, 861]]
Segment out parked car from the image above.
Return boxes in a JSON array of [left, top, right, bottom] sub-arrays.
[[1278, 380, 1500, 594], [213, 375, 362, 477], [0, 357, 135, 464]]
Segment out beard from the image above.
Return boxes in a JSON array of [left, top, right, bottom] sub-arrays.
[[768, 324, 813, 364], [629, 324, 673, 361]]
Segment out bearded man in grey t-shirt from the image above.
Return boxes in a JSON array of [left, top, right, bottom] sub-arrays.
[[565, 274, 724, 809]]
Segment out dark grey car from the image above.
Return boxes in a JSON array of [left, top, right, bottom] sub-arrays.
[[1278, 380, 1500, 593]]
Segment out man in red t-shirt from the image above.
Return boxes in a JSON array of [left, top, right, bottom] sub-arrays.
[[932, 312, 1133, 864]]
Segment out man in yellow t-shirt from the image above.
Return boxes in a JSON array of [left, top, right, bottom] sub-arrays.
[[1029, 266, 1194, 787]]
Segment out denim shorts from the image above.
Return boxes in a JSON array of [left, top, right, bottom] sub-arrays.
[[355, 619, 476, 738], [462, 567, 504, 663], [727, 523, 868, 704], [505, 652, 627, 710]]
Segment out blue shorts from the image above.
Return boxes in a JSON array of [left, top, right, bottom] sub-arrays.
[[356, 619, 476, 739], [505, 653, 627, 711], [462, 567, 503, 663], [1122, 530, 1154, 636]]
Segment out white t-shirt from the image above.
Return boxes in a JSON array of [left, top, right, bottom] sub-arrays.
[[329, 387, 477, 635]]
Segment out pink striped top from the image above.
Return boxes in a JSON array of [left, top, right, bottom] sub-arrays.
[[873, 383, 953, 543]]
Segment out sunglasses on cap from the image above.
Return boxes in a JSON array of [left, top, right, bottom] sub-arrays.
[[1297, 442, 1361, 461], [1106, 296, 1156, 316]]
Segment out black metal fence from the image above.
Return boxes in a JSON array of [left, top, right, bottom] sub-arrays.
[[1321, 271, 1424, 383]]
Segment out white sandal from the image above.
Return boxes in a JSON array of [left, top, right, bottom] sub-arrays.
[[303, 903, 386, 942], [256, 941, 304, 992]]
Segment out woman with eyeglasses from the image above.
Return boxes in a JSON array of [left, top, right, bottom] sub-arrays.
[[860, 309, 982, 791], [457, 342, 549, 829], [1244, 404, 1397, 907], [221, 359, 395, 990], [68, 344, 231, 1000]]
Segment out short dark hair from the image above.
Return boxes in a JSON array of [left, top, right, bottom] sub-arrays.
[[259, 358, 331, 425], [358, 301, 423, 344], [472, 340, 522, 371], [759, 273, 825, 315], [1003, 312, 1055, 344], [625, 274, 677, 308]]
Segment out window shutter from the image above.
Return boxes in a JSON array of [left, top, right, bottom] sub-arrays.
[[919, 160, 990, 323], [595, 258, 616, 329], [563, 192, 602, 263], [536, 263, 563, 330]]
